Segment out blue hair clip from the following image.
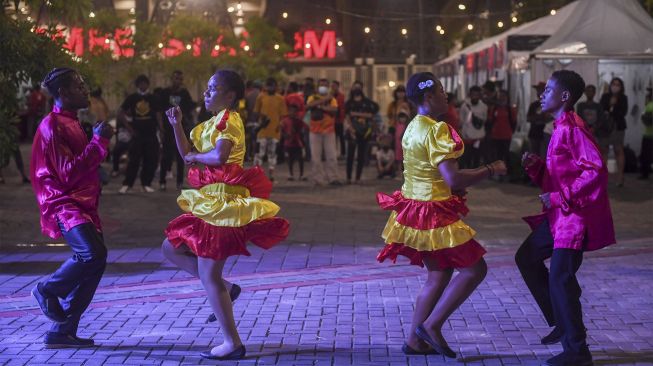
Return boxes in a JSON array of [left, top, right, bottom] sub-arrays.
[[418, 80, 434, 90]]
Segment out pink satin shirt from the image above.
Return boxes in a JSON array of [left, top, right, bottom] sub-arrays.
[[524, 111, 615, 251], [31, 105, 110, 238]]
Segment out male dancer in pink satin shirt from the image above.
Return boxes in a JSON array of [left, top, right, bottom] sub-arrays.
[[515, 70, 615, 366], [30, 68, 113, 348]]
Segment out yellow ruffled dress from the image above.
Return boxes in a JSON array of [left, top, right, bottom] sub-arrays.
[[165, 109, 289, 260], [377, 114, 486, 268]]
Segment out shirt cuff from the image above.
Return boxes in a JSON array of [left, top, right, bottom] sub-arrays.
[[548, 191, 568, 211]]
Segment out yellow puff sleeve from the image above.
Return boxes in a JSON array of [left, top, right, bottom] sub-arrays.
[[213, 111, 244, 147], [426, 121, 465, 167]]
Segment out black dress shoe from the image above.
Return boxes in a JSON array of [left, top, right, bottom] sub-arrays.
[[415, 324, 457, 359], [541, 326, 563, 345], [402, 343, 440, 355], [544, 349, 593, 366], [44, 332, 95, 349], [31, 284, 66, 323], [200, 345, 246, 360], [207, 284, 242, 322]]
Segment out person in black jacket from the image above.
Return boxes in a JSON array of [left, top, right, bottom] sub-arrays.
[[599, 77, 628, 187]]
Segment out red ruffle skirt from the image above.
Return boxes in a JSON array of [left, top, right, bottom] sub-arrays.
[[376, 191, 486, 269], [165, 164, 290, 260]]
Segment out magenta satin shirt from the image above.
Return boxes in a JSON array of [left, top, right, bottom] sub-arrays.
[[31, 105, 110, 239], [524, 111, 615, 251]]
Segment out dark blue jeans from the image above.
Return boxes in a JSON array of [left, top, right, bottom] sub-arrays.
[[515, 219, 587, 354], [41, 222, 107, 335]]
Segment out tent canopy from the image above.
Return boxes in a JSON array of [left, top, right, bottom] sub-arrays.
[[534, 0, 653, 55]]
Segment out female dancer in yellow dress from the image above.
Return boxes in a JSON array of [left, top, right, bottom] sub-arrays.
[[377, 72, 506, 358], [161, 70, 289, 360]]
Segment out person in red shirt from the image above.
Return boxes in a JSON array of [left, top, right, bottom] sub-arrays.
[[488, 90, 517, 178], [331, 80, 346, 157], [284, 82, 305, 119], [281, 102, 308, 180], [30, 68, 114, 348], [442, 93, 461, 132]]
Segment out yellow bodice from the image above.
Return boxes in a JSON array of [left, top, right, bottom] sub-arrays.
[[189, 109, 246, 166], [401, 115, 464, 201]]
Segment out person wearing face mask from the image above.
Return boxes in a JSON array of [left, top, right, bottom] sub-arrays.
[[118, 75, 161, 194], [305, 78, 341, 185], [599, 77, 629, 187]]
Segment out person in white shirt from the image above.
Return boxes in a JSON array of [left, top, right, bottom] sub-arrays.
[[459, 86, 488, 168], [376, 135, 396, 179]]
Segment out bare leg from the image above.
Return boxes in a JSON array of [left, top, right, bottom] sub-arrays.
[[422, 258, 488, 348], [197, 257, 242, 356], [161, 239, 233, 287], [406, 262, 453, 351]]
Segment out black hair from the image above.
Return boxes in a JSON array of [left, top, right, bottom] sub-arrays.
[[42, 68, 76, 99], [90, 87, 102, 98], [482, 80, 495, 92], [318, 78, 329, 84], [446, 92, 456, 104], [352, 80, 363, 87], [469, 85, 482, 94], [172, 70, 183, 76], [551, 70, 586, 106], [406, 72, 438, 105], [585, 84, 596, 92], [134, 74, 150, 86], [393, 85, 407, 101], [215, 69, 245, 108], [288, 81, 299, 93], [331, 80, 340, 86], [609, 77, 625, 95], [265, 77, 277, 86]]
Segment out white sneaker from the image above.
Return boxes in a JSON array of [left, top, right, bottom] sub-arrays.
[[142, 186, 155, 193], [118, 185, 130, 194]]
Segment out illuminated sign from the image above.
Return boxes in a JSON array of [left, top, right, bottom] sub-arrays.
[[40, 27, 338, 61]]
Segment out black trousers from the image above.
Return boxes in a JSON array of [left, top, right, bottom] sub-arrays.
[[123, 135, 159, 187], [346, 136, 368, 181], [640, 136, 652, 178], [335, 123, 346, 156], [515, 220, 587, 354], [159, 133, 184, 185], [286, 146, 304, 177], [42, 223, 107, 335], [112, 140, 131, 172], [459, 142, 481, 169]]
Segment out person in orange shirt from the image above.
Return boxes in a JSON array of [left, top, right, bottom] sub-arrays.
[[253, 77, 287, 181], [305, 78, 341, 185], [488, 90, 517, 179]]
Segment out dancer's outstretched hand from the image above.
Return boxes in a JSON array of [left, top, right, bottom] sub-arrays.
[[93, 121, 114, 140], [489, 160, 507, 176], [521, 152, 539, 169], [539, 192, 552, 209], [166, 106, 182, 127]]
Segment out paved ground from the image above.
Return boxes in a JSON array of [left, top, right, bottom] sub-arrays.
[[1, 145, 652, 365]]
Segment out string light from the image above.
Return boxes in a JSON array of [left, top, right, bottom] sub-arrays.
[[282, 12, 288, 18], [186, 44, 192, 50], [236, 2, 242, 10], [497, 21, 504, 28], [401, 28, 407, 35], [104, 38, 110, 44], [129, 8, 135, 15], [467, 24, 473, 30], [274, 44, 280, 50], [512, 16, 518, 23], [388, 81, 396, 87], [458, 4, 466, 10], [364, 26, 371, 33], [227, 7, 234, 12], [337, 40, 343, 47], [439, 29, 445, 35], [243, 45, 250, 51], [158, 42, 164, 48], [325, 18, 331, 24], [214, 45, 220, 50], [89, 11, 95, 18], [550, 9, 557, 15], [305, 43, 311, 49], [436, 25, 442, 31]]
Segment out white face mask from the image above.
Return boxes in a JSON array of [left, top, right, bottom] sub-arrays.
[[318, 86, 329, 95]]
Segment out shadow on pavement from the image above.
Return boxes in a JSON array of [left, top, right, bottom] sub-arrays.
[[0, 261, 164, 275]]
